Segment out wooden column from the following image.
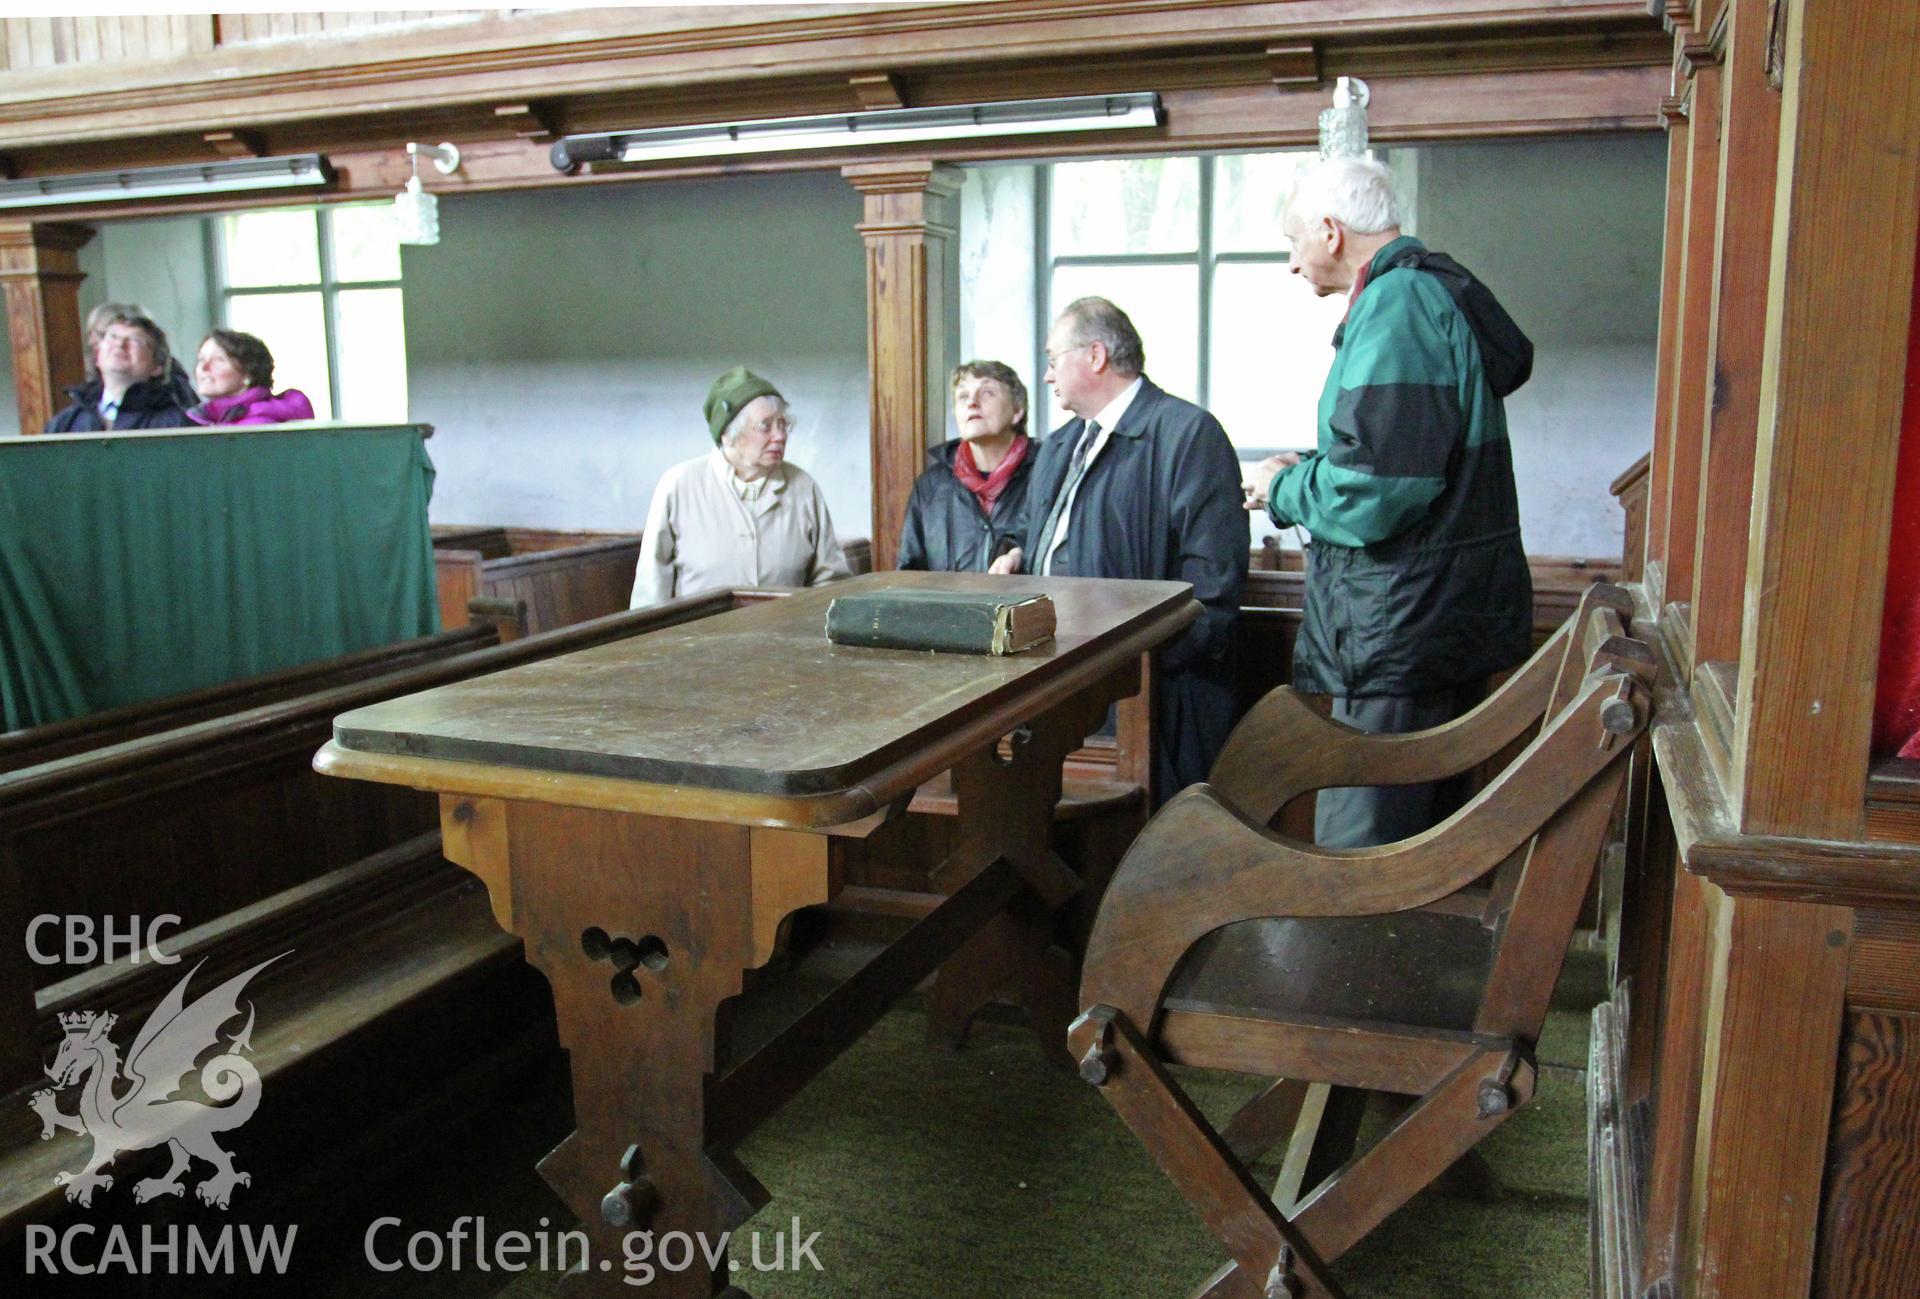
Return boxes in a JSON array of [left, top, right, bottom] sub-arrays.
[[1731, 0, 1920, 839], [0, 221, 93, 435], [1687, 0, 1782, 667], [1657, 44, 1722, 654], [844, 161, 961, 573], [1644, 93, 1692, 611]]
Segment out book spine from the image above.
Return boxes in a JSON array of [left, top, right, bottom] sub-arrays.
[[825, 601, 1004, 654]]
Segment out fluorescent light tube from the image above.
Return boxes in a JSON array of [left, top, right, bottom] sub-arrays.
[[0, 155, 331, 211], [552, 94, 1161, 170]]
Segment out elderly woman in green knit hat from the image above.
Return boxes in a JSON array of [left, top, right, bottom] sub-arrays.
[[630, 366, 852, 607]]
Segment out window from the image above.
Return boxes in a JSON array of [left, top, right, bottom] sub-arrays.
[[1039, 152, 1352, 454], [214, 204, 408, 421]]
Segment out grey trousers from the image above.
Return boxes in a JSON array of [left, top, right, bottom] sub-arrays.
[[1313, 682, 1487, 849]]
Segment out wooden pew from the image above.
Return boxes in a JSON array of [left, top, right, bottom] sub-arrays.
[[0, 591, 749, 1243], [0, 624, 497, 776], [433, 526, 874, 640]]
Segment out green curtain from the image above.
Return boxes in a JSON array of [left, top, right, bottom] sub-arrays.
[[0, 425, 439, 730]]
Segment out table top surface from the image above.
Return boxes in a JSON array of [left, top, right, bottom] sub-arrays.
[[325, 572, 1195, 803]]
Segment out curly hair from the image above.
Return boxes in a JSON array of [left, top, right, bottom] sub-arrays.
[[949, 359, 1030, 437], [200, 329, 275, 391]]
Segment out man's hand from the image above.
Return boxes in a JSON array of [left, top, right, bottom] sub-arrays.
[[1243, 452, 1302, 512], [987, 546, 1023, 575]]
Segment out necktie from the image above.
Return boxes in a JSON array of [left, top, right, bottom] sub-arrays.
[[1035, 419, 1100, 575]]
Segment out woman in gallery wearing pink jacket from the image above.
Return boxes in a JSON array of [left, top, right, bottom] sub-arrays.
[[186, 328, 317, 426]]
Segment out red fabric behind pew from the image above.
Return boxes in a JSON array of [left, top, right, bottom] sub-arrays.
[[1873, 219, 1920, 759]]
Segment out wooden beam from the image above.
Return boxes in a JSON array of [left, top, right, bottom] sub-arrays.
[[202, 129, 264, 158], [492, 101, 557, 142], [1732, 0, 1920, 838], [1264, 41, 1321, 91], [1687, 0, 1779, 667], [844, 160, 961, 574], [0, 2, 1664, 152], [848, 72, 906, 111], [0, 221, 92, 434]]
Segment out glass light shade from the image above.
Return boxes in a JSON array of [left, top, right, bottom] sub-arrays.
[[393, 177, 439, 246], [1318, 76, 1371, 159]]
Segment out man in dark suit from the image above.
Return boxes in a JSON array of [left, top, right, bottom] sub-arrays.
[[992, 296, 1248, 804]]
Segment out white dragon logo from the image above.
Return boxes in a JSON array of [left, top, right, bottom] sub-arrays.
[[29, 956, 282, 1210]]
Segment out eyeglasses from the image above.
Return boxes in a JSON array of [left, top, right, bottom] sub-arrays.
[[745, 418, 794, 437], [1043, 342, 1093, 368]]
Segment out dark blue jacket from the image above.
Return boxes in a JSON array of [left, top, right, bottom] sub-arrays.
[[45, 376, 191, 434], [1021, 377, 1249, 802]]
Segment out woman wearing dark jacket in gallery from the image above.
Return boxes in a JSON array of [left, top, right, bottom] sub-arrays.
[[897, 360, 1035, 572]]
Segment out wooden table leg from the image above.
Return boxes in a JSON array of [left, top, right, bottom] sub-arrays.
[[484, 802, 770, 1297], [927, 682, 1120, 1067]]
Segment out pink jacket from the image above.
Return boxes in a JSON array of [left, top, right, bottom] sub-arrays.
[[186, 386, 317, 426]]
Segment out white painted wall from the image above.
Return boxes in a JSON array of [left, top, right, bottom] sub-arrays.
[[1399, 135, 1667, 558], [400, 173, 872, 538]]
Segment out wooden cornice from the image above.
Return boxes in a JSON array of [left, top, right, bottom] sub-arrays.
[[0, 1, 1663, 152]]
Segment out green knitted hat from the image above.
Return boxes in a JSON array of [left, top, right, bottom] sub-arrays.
[[704, 366, 783, 444]]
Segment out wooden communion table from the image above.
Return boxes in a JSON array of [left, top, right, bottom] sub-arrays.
[[315, 571, 1197, 1296]]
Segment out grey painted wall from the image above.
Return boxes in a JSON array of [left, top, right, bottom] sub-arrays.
[[402, 173, 872, 537], [1409, 134, 1667, 557]]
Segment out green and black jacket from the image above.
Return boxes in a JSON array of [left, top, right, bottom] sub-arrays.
[[1267, 235, 1533, 698]]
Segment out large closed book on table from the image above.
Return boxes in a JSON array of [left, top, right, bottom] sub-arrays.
[[825, 590, 1057, 655]]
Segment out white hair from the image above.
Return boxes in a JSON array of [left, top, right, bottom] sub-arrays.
[[1285, 156, 1402, 235], [721, 393, 790, 445]]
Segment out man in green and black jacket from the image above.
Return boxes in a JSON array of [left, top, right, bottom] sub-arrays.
[[1246, 155, 1533, 848]]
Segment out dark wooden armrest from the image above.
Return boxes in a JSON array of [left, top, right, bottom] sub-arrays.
[[1209, 621, 1570, 822], [1082, 669, 1646, 1029]]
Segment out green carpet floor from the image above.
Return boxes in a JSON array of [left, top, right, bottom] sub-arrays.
[[314, 947, 1604, 1299]]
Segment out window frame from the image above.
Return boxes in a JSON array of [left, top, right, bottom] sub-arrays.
[[208, 203, 404, 420], [1033, 152, 1334, 459]]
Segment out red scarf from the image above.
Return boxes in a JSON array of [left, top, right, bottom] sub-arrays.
[[953, 434, 1030, 515], [1340, 259, 1374, 325]]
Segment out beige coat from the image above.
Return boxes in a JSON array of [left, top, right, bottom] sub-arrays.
[[629, 449, 850, 607]]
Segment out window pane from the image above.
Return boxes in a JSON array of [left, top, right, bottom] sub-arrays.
[[329, 203, 402, 282], [1208, 262, 1348, 451], [220, 209, 320, 288], [1046, 264, 1199, 431], [1213, 151, 1321, 254], [1049, 158, 1199, 256], [334, 288, 409, 422], [225, 291, 332, 419]]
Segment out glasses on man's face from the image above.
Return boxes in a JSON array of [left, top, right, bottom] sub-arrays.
[[1043, 343, 1090, 369], [746, 419, 794, 438], [102, 331, 152, 353]]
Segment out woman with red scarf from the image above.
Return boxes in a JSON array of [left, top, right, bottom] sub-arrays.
[[897, 360, 1036, 571]]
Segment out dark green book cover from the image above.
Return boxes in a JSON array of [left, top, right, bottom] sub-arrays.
[[824, 590, 1056, 654]]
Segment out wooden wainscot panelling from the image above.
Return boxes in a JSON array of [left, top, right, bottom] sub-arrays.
[[844, 160, 960, 574], [1815, 1008, 1920, 1299]]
